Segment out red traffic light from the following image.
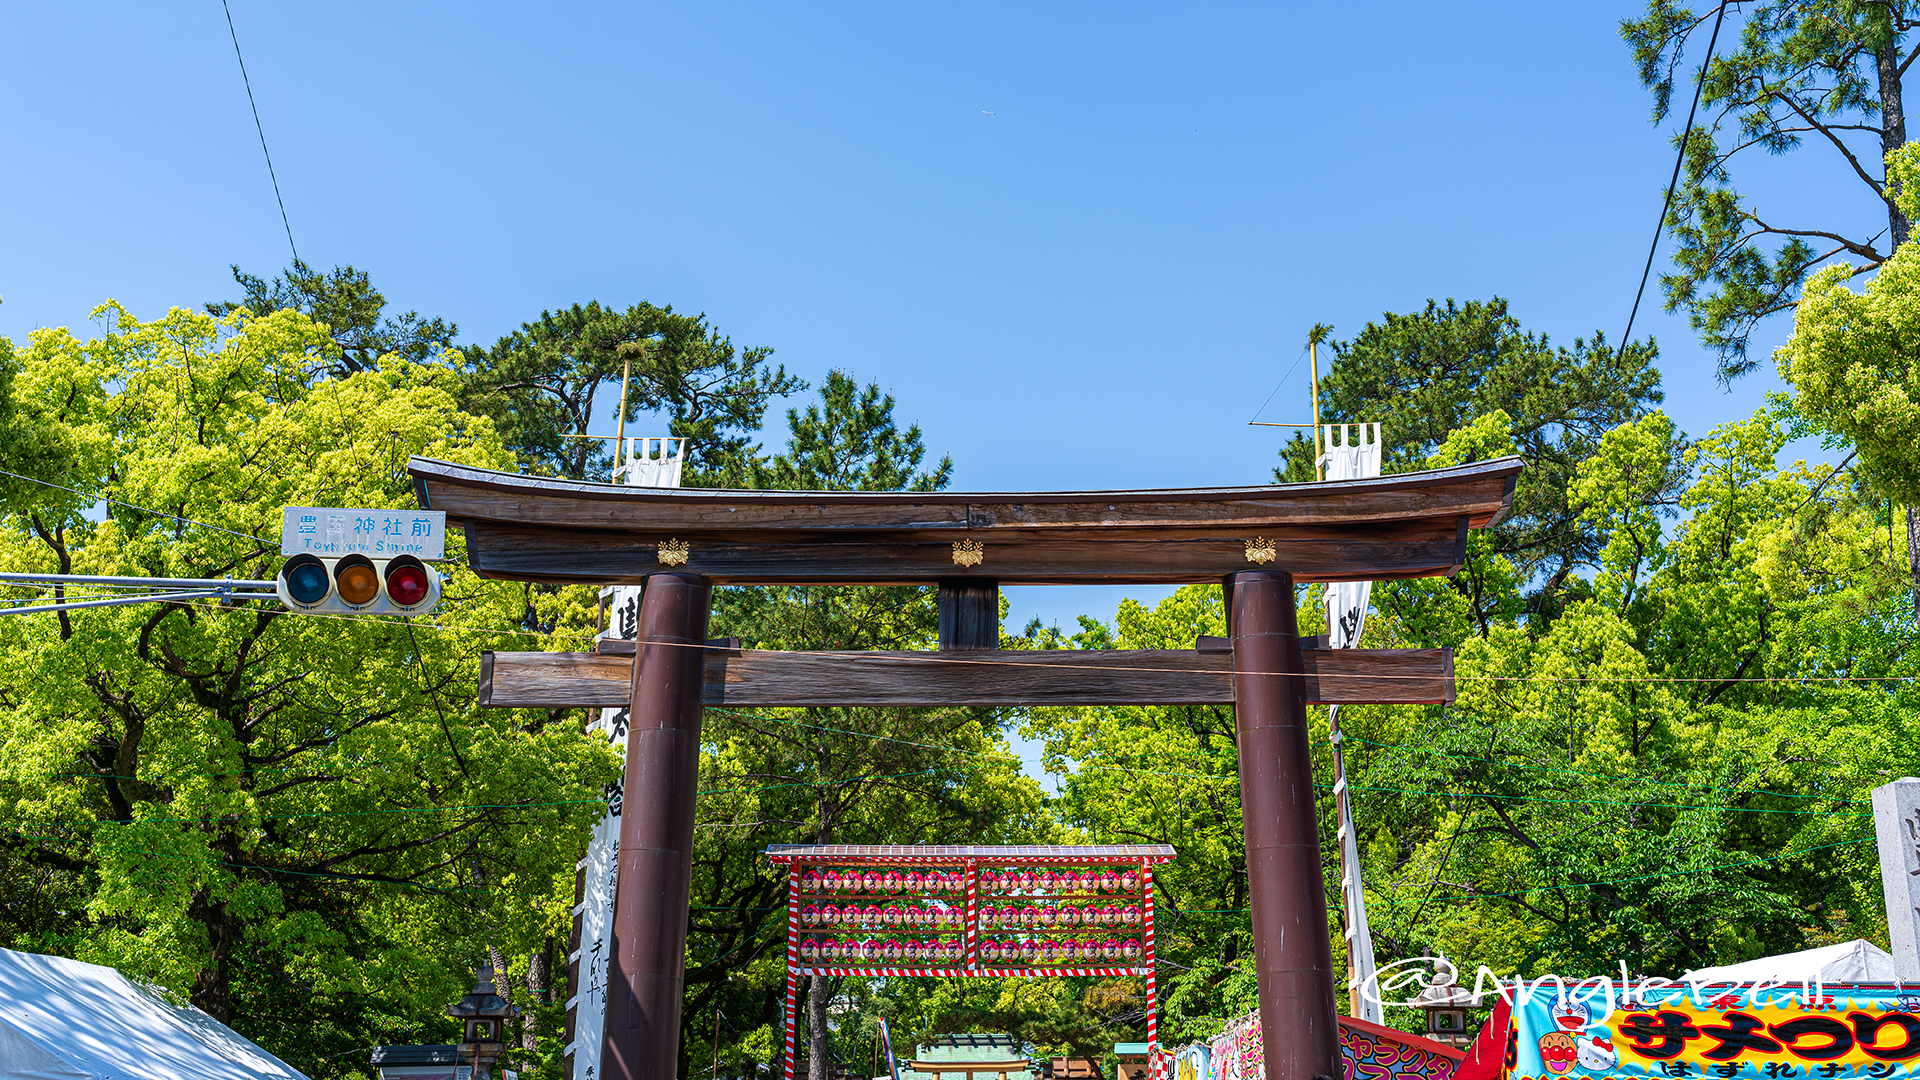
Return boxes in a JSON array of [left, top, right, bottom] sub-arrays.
[[385, 557, 431, 607]]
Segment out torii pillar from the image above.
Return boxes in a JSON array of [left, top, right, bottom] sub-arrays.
[[602, 573, 712, 1080], [1229, 571, 1340, 1080]]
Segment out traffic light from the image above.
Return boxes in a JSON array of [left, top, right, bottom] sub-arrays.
[[276, 553, 441, 614]]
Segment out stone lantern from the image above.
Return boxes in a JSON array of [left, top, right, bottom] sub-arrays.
[[1411, 966, 1480, 1046], [448, 963, 519, 1079]]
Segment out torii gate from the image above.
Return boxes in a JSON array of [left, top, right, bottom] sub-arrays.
[[408, 453, 1522, 1080]]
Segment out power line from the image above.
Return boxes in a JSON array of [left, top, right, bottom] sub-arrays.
[[0, 466, 271, 543], [220, 0, 299, 263], [1623, 0, 1730, 347]]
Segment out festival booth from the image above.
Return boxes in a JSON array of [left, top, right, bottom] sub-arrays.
[[1170, 1008, 1467, 1080], [1446, 941, 1920, 1080], [0, 946, 310, 1080]]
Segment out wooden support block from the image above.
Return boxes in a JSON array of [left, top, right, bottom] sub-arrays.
[[476, 647, 1453, 708], [939, 579, 999, 650]]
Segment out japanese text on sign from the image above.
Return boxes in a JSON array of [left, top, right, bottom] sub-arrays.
[[280, 507, 446, 560]]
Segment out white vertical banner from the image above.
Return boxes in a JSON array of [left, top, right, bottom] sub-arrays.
[[566, 584, 641, 1075], [1318, 422, 1384, 1024]]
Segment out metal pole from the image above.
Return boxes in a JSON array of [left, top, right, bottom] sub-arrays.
[[0, 572, 278, 589], [602, 573, 712, 1080], [615, 343, 637, 477], [1309, 342, 1323, 482], [0, 590, 233, 616], [1226, 570, 1340, 1080]]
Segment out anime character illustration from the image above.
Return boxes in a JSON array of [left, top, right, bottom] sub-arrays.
[[1538, 1032, 1577, 1075], [1059, 905, 1080, 927], [799, 938, 818, 962], [1101, 869, 1122, 893], [1574, 1032, 1616, 1071], [883, 870, 903, 894], [1549, 995, 1591, 1030], [882, 905, 902, 928], [862, 870, 883, 893], [1019, 870, 1039, 892], [801, 904, 820, 927]]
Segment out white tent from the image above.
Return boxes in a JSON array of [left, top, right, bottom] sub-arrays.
[[0, 946, 309, 1080], [1682, 939, 1901, 985]]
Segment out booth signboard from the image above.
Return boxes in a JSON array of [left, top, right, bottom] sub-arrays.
[[767, 845, 1176, 1080], [1504, 985, 1920, 1080]]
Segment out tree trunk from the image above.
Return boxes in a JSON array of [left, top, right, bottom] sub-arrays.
[[525, 937, 552, 1053], [807, 974, 838, 1080], [186, 888, 238, 1023], [1879, 33, 1911, 247], [1909, 506, 1920, 623]]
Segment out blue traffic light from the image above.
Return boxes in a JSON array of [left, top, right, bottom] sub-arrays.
[[282, 555, 330, 605]]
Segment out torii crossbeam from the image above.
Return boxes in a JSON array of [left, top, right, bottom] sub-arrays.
[[409, 454, 1521, 1080]]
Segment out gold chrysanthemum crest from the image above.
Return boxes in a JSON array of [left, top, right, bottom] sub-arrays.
[[951, 539, 985, 567], [1244, 537, 1277, 564], [657, 538, 690, 566]]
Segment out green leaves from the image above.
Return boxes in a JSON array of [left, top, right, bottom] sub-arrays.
[[1777, 228, 1920, 505], [1276, 300, 1664, 619], [457, 300, 801, 483], [1620, 1, 1912, 377], [0, 303, 616, 1075]]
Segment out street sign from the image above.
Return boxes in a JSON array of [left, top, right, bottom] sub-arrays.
[[280, 507, 446, 560]]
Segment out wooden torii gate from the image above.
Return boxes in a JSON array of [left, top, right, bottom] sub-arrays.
[[409, 453, 1522, 1080]]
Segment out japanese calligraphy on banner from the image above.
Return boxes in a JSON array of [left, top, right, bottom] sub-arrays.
[[565, 584, 641, 1075], [1508, 987, 1920, 1080]]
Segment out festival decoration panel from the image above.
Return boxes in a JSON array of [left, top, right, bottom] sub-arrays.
[[767, 844, 1177, 1080]]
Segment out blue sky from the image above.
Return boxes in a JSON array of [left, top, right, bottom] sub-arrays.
[[1, 1, 1866, 636]]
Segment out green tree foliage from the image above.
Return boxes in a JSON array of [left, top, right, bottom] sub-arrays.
[[458, 302, 803, 482], [208, 260, 458, 378], [1273, 300, 1668, 618], [1774, 177, 1920, 614], [0, 304, 617, 1077], [751, 370, 954, 492], [1077, 404, 1913, 1036], [1621, 1, 1918, 378]]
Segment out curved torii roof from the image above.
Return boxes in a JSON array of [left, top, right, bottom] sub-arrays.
[[408, 454, 1522, 586]]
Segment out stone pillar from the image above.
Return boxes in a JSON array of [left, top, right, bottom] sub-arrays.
[[1227, 571, 1340, 1080], [1873, 777, 1920, 980], [602, 573, 713, 1080]]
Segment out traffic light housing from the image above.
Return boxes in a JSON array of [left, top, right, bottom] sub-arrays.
[[277, 554, 441, 614]]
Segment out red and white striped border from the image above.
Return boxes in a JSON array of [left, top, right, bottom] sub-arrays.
[[782, 867, 800, 1080], [1143, 862, 1159, 1080], [769, 854, 1172, 866], [795, 967, 1150, 978]]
